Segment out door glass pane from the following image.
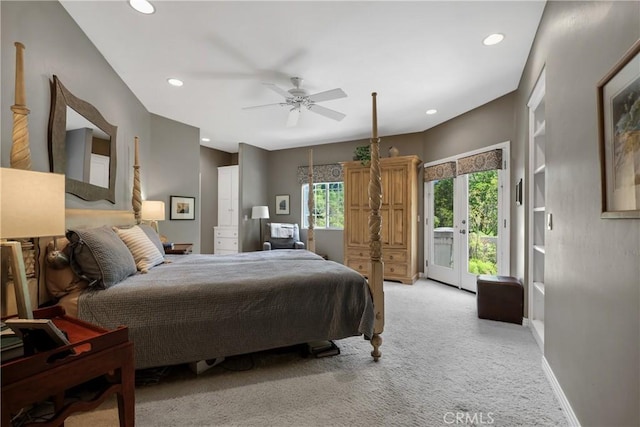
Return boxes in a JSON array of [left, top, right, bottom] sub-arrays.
[[467, 170, 498, 274], [433, 178, 454, 268]]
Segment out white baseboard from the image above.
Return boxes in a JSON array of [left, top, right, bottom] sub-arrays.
[[542, 356, 581, 427]]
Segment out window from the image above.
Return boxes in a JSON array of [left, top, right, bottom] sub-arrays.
[[301, 182, 344, 229]]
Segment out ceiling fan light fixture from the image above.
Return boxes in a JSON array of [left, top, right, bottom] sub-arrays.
[[426, 109, 437, 115], [483, 33, 505, 46], [167, 78, 183, 87], [129, 0, 155, 14]]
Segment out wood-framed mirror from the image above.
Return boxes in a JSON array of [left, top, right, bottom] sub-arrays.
[[48, 75, 117, 203]]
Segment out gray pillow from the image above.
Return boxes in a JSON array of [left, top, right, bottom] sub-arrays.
[[66, 225, 137, 289], [138, 223, 165, 255]]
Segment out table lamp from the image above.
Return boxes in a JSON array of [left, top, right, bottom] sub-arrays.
[[251, 206, 270, 248], [141, 200, 165, 234], [1, 168, 65, 319]]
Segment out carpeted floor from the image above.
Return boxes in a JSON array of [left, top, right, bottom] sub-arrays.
[[65, 279, 566, 426]]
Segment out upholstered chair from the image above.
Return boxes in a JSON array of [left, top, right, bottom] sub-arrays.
[[263, 223, 305, 250]]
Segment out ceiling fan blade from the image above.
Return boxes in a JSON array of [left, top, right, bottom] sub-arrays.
[[308, 104, 346, 121], [286, 108, 300, 127], [263, 83, 292, 99], [242, 102, 287, 110], [308, 88, 347, 103]]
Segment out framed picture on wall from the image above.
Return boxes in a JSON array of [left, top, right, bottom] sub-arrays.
[[597, 39, 640, 218], [170, 196, 196, 220], [275, 194, 290, 215]]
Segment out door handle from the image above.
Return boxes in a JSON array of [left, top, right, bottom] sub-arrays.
[[460, 229, 466, 234]]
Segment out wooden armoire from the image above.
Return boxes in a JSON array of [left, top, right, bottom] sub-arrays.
[[342, 155, 421, 284]]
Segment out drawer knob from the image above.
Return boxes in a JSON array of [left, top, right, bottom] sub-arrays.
[[390, 268, 395, 272], [358, 265, 363, 270], [389, 255, 394, 260], [359, 252, 363, 256]]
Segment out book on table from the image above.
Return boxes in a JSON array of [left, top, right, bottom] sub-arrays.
[[1, 321, 24, 362]]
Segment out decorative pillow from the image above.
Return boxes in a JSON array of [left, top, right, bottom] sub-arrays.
[[45, 238, 89, 298], [138, 223, 165, 255], [114, 225, 164, 273], [66, 226, 137, 289]]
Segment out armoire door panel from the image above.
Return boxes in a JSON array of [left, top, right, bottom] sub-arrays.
[[391, 208, 406, 246], [380, 208, 390, 245], [390, 167, 406, 206]]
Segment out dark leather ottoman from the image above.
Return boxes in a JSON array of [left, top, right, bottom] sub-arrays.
[[477, 275, 523, 325]]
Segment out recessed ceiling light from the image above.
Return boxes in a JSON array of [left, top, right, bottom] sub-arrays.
[[129, 0, 155, 14], [167, 78, 183, 87], [426, 109, 437, 115], [483, 33, 505, 46], [201, 137, 210, 142]]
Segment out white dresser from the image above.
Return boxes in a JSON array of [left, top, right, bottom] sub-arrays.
[[215, 165, 239, 254], [214, 226, 238, 255]]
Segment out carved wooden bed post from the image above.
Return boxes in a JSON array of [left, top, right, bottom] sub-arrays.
[[369, 92, 384, 361], [10, 42, 32, 170], [307, 148, 316, 253], [132, 137, 142, 223]]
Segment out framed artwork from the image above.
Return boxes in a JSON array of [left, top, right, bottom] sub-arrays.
[[597, 39, 640, 218], [275, 194, 290, 215], [170, 196, 196, 220]]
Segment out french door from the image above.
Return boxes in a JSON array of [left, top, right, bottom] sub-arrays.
[[424, 144, 510, 292]]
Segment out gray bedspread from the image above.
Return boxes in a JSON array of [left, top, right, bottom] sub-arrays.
[[77, 250, 374, 369]]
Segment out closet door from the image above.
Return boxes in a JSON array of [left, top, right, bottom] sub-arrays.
[[217, 165, 238, 227]]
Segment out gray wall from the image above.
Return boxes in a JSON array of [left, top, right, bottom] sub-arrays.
[[200, 146, 233, 254], [516, 2, 639, 425], [148, 114, 201, 253], [1, 1, 203, 250], [422, 92, 517, 277], [1, 1, 150, 210], [238, 143, 269, 252], [266, 94, 516, 266]]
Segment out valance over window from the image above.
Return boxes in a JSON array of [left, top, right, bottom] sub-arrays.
[[424, 161, 456, 182], [297, 164, 343, 184], [424, 149, 503, 182]]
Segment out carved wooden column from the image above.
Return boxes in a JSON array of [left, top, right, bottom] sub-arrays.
[[368, 92, 384, 361], [307, 148, 316, 253], [132, 137, 142, 223], [10, 42, 32, 170]]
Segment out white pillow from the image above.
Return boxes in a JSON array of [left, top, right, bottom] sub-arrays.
[[114, 225, 164, 273]]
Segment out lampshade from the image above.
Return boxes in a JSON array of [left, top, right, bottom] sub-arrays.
[[141, 200, 165, 221], [251, 205, 270, 219], [0, 168, 65, 239]]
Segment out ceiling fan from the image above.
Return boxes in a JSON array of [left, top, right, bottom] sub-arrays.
[[243, 77, 347, 127]]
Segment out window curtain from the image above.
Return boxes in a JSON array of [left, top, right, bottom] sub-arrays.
[[424, 161, 456, 182], [456, 149, 503, 175], [424, 149, 503, 182], [297, 164, 343, 184]]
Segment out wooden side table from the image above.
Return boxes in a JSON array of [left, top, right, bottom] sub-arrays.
[[1, 306, 135, 427], [164, 243, 192, 255]]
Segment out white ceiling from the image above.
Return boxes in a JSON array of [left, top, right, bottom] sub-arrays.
[[61, 1, 545, 154]]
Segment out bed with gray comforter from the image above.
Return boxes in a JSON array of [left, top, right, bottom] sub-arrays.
[[77, 250, 374, 369]]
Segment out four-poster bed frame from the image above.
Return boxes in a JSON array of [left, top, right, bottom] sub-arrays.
[[130, 93, 385, 360]]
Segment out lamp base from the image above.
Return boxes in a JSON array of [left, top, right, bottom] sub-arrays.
[[1, 241, 34, 319]]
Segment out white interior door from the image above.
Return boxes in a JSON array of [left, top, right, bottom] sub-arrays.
[[424, 144, 510, 292]]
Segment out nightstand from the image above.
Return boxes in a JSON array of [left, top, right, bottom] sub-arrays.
[[1, 306, 134, 427], [165, 243, 193, 255]]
